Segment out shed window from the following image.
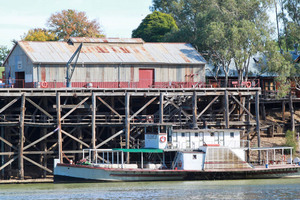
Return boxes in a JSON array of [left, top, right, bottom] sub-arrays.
[[230, 132, 234, 138]]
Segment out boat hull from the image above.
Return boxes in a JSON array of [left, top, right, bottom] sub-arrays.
[[54, 163, 300, 183]]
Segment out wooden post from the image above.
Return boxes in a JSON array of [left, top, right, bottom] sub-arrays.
[[224, 90, 229, 129], [282, 101, 286, 122], [56, 92, 62, 163], [125, 92, 130, 163], [192, 91, 198, 129], [0, 126, 4, 178], [289, 92, 295, 133], [246, 97, 251, 162], [18, 93, 25, 180], [255, 91, 261, 162], [159, 92, 164, 124], [92, 92, 96, 150]]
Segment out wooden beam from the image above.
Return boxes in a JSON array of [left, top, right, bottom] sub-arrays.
[[255, 91, 261, 161], [60, 97, 89, 121], [97, 96, 122, 119], [23, 129, 56, 151], [159, 93, 164, 124], [0, 136, 17, 150], [92, 93, 96, 150], [0, 97, 19, 114], [231, 95, 255, 119], [23, 155, 52, 173], [289, 92, 295, 132], [0, 156, 18, 172], [61, 129, 89, 148], [197, 96, 219, 119], [56, 92, 62, 163], [18, 93, 25, 180], [95, 129, 124, 149], [26, 98, 53, 119], [192, 91, 198, 129], [169, 101, 191, 121], [224, 91, 229, 128], [130, 97, 157, 120], [125, 92, 130, 163]]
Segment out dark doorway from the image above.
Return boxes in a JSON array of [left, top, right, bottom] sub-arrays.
[[15, 72, 25, 88]]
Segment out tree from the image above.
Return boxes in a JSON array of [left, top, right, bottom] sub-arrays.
[[132, 11, 178, 42], [23, 28, 58, 41], [0, 46, 10, 66], [152, 0, 272, 87], [47, 9, 104, 40]]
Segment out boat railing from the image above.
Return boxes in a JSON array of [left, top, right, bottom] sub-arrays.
[[82, 149, 125, 169]]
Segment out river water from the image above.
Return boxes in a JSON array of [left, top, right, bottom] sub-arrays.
[[0, 178, 299, 200]]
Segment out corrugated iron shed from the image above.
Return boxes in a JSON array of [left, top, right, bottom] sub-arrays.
[[16, 39, 206, 65]]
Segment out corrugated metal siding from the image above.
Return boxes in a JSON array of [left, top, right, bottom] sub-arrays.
[[18, 41, 206, 65]]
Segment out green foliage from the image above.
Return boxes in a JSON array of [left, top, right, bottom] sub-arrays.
[[47, 9, 104, 41], [132, 11, 178, 42], [23, 28, 58, 41], [285, 130, 297, 155], [0, 46, 10, 66]]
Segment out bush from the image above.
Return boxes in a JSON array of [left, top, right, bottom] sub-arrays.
[[285, 130, 297, 155]]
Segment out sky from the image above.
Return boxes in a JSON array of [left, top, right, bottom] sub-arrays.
[[0, 0, 153, 48]]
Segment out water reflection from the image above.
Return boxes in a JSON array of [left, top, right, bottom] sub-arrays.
[[0, 179, 299, 200]]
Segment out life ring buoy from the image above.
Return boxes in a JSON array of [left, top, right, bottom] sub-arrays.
[[178, 161, 182, 168], [41, 81, 48, 88], [160, 136, 166, 143], [246, 81, 251, 88]]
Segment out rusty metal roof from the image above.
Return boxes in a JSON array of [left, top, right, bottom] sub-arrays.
[[17, 39, 206, 65], [68, 37, 145, 44]]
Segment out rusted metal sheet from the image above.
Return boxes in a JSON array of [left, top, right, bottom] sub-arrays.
[[69, 37, 144, 44], [17, 40, 206, 65]]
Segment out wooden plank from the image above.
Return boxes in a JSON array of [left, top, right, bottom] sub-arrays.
[[130, 97, 157, 120], [60, 97, 89, 121], [197, 96, 219, 119], [97, 96, 122, 119], [23, 156, 52, 173], [26, 98, 53, 119], [0, 97, 19, 114]]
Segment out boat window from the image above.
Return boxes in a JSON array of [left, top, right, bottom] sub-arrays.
[[193, 155, 197, 159], [230, 132, 234, 138], [182, 133, 185, 137], [210, 132, 214, 137], [195, 133, 199, 137]]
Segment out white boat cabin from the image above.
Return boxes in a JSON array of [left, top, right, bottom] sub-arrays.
[[170, 129, 242, 149]]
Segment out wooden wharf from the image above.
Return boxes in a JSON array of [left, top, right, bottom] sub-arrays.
[[0, 87, 262, 180]]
